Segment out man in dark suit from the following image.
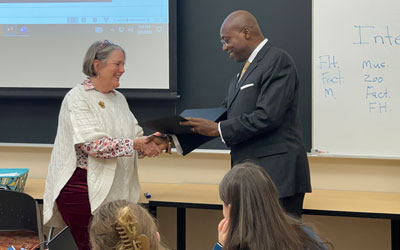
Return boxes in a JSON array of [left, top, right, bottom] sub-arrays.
[[179, 10, 311, 218]]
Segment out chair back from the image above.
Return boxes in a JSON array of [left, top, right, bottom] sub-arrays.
[[0, 189, 45, 249]]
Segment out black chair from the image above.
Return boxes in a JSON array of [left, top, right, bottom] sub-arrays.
[[0, 189, 45, 250], [47, 226, 78, 250]]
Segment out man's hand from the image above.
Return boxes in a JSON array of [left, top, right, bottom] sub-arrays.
[[180, 118, 219, 137]]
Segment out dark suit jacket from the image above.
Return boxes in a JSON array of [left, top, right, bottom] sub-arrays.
[[177, 42, 311, 198], [220, 42, 311, 198]]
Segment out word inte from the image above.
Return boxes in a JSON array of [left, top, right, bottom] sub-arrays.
[[353, 25, 400, 46]]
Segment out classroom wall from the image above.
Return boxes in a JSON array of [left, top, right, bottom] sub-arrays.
[[1, 145, 399, 250]]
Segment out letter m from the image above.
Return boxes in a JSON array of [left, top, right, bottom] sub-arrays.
[[362, 60, 372, 69], [324, 88, 335, 98]]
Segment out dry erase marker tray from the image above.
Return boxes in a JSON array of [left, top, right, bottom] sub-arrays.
[[0, 168, 29, 192]]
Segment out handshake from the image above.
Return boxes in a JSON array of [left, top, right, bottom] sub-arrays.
[[134, 132, 172, 158]]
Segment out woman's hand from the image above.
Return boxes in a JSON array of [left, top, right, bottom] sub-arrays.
[[218, 217, 229, 246], [134, 133, 173, 158], [142, 139, 162, 157], [134, 137, 161, 157], [146, 132, 172, 153]]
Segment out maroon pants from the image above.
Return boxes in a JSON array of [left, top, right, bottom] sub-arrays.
[[56, 168, 92, 250]]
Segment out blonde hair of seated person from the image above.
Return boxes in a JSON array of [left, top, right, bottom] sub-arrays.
[[90, 200, 168, 250]]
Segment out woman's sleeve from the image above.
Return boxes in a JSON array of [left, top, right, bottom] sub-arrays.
[[80, 136, 134, 159], [212, 243, 223, 250]]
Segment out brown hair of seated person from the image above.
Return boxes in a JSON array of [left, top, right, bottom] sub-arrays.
[[219, 162, 329, 250], [89, 200, 167, 250]]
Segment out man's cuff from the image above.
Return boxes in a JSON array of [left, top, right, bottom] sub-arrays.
[[212, 242, 223, 250], [171, 135, 183, 155], [218, 122, 226, 144]]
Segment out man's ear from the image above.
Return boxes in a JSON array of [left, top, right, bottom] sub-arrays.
[[242, 27, 251, 40]]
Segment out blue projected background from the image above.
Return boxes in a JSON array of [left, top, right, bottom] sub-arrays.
[[0, 0, 168, 24], [0, 0, 170, 89]]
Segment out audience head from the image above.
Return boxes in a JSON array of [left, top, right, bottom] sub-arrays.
[[219, 162, 327, 250], [220, 10, 264, 62], [82, 39, 126, 78], [90, 200, 164, 250]]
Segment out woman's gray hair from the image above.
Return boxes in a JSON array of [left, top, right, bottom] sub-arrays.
[[82, 40, 126, 77]]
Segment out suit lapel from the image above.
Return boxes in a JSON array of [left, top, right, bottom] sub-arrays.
[[227, 43, 272, 109], [227, 75, 238, 108]]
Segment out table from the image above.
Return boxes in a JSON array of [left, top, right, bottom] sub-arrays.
[[140, 184, 400, 250], [24, 178, 46, 203], [24, 179, 400, 250]]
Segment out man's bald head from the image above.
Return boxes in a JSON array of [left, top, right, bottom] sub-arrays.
[[220, 10, 264, 62], [221, 10, 263, 38]]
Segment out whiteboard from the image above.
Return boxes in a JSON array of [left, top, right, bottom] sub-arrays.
[[312, 0, 400, 158]]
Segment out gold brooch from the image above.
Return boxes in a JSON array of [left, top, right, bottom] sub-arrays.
[[98, 101, 105, 109]]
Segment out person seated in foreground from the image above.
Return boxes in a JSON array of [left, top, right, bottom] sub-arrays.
[[213, 162, 330, 250], [90, 200, 169, 250]]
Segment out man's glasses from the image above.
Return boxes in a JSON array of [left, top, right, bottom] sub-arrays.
[[220, 27, 250, 47], [220, 38, 230, 47]]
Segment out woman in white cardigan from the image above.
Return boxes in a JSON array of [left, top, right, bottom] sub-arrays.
[[43, 40, 169, 250]]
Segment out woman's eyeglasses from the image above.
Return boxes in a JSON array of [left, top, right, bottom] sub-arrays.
[[97, 40, 113, 52]]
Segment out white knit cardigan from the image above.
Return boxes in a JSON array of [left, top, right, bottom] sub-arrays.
[[43, 84, 143, 227]]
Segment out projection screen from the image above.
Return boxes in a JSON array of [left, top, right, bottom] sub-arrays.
[[0, 0, 175, 93]]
